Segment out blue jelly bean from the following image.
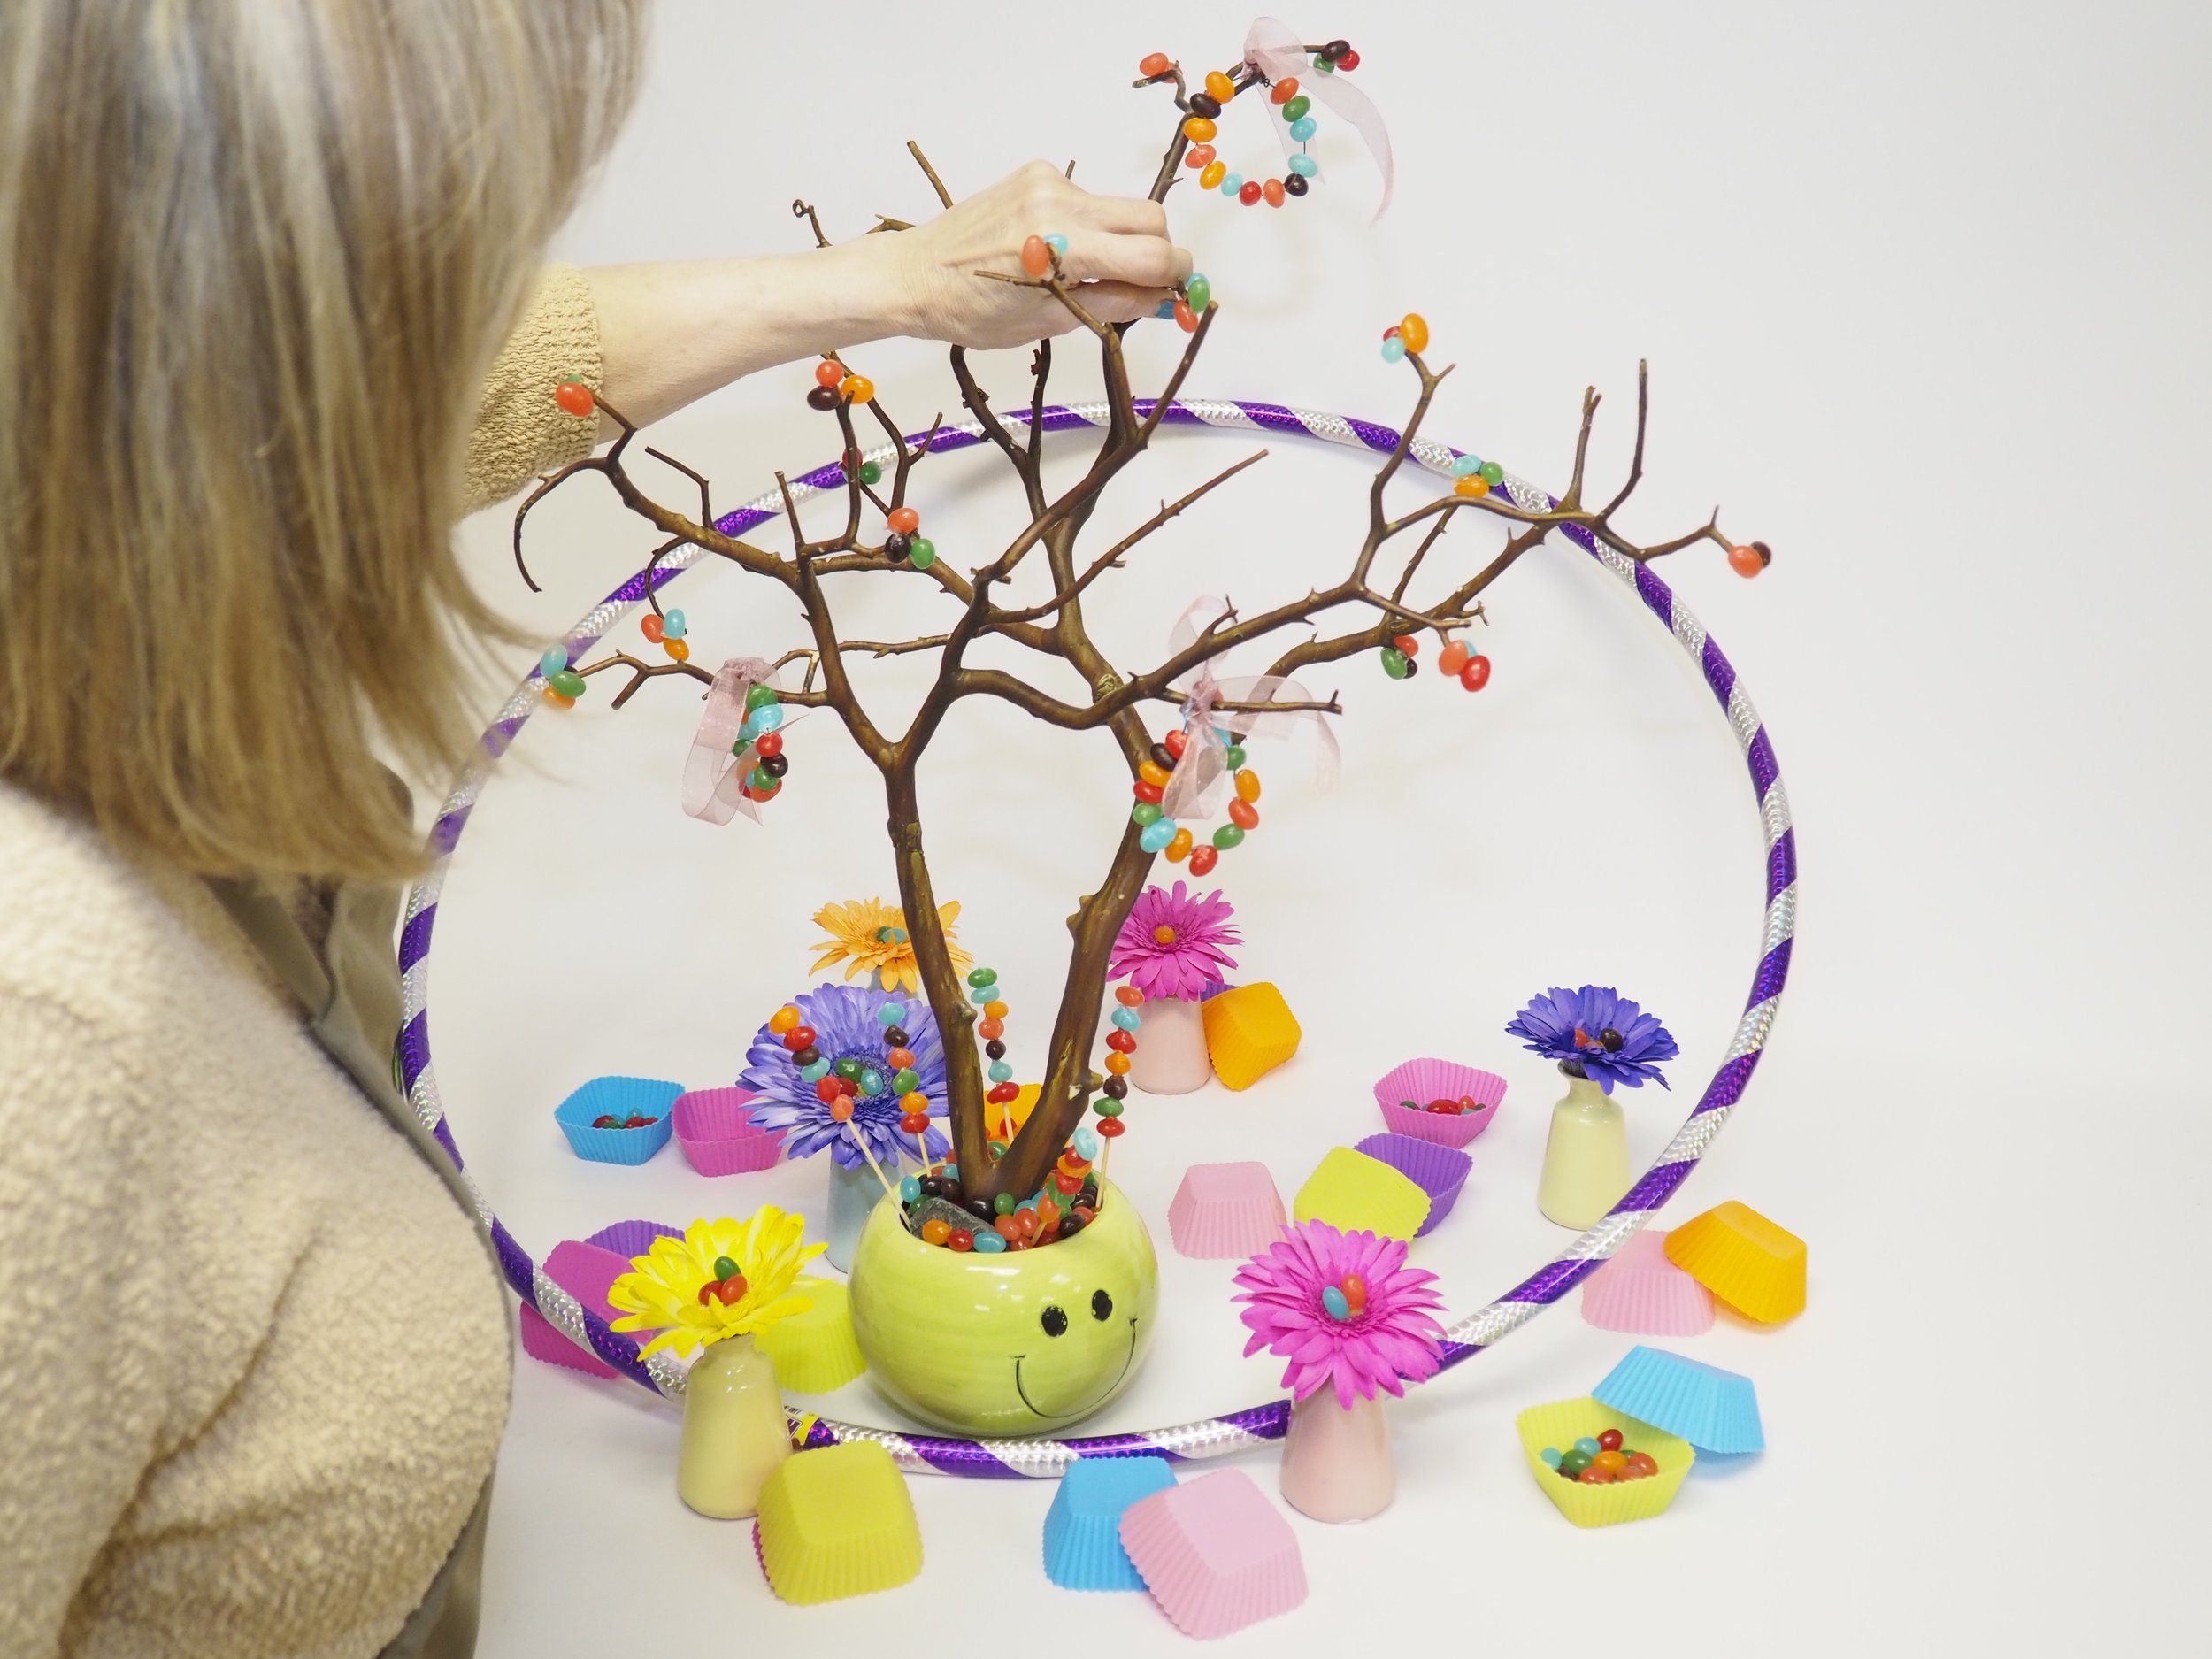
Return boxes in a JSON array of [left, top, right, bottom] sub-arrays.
[[1288, 154, 1318, 178], [988, 1061, 1014, 1083], [941, 1164, 958, 1182], [1138, 818, 1178, 853], [901, 1175, 921, 1203], [1382, 337, 1406, 364], [890, 927, 908, 944], [1111, 1006, 1141, 1032], [1044, 233, 1068, 256], [877, 1002, 904, 1026], [799, 1058, 832, 1084], [1452, 452, 1485, 477], [1288, 116, 1317, 142], [1573, 1437, 1601, 1457], [1073, 1125, 1100, 1159], [1156, 299, 1178, 319], [538, 645, 568, 678], [743, 704, 783, 737], [972, 987, 996, 1005], [662, 608, 687, 640], [973, 1229, 1007, 1253], [1540, 1446, 1563, 1469], [1321, 1286, 1351, 1321], [859, 1070, 886, 1096], [1218, 173, 1243, 196]]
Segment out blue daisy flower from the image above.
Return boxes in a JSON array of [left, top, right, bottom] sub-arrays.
[[1504, 985, 1679, 1094], [741, 983, 950, 1170]]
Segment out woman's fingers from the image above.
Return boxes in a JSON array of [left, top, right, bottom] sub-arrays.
[[1056, 228, 1192, 290], [1075, 281, 1180, 326]]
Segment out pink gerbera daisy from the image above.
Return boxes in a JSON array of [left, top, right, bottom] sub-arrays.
[[1109, 880, 1240, 1002], [1233, 1221, 1448, 1408]]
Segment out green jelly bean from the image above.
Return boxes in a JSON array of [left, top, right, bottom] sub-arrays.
[[1132, 801, 1163, 826], [745, 683, 780, 711], [1223, 744, 1247, 769], [907, 536, 937, 570], [1381, 647, 1409, 679], [1283, 93, 1310, 120], [1212, 823, 1245, 849]]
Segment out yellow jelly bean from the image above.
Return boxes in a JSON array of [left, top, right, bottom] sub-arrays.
[[1235, 769, 1261, 803], [1183, 115, 1217, 142], [1399, 313, 1430, 354], [1199, 160, 1226, 190], [1205, 70, 1236, 103], [1165, 827, 1193, 862], [1138, 759, 1171, 789], [769, 1005, 801, 1034]]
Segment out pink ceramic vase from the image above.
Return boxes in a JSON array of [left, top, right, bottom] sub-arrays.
[[1278, 1388, 1394, 1522]]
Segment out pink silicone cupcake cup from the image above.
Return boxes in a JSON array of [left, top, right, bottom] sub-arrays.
[[1351, 1133, 1472, 1235], [1581, 1230, 1716, 1336], [1119, 1470, 1307, 1640], [1373, 1058, 1507, 1148], [519, 1239, 644, 1379], [1168, 1162, 1288, 1259], [672, 1087, 781, 1176]]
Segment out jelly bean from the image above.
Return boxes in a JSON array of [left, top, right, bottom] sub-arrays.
[[893, 1068, 919, 1094], [859, 1070, 885, 1096], [806, 385, 839, 411], [1218, 173, 1243, 196], [799, 1059, 832, 1085], [1578, 1466, 1614, 1485], [1131, 802, 1164, 828], [987, 1060, 1013, 1083], [1139, 50, 1171, 76], [538, 668, 580, 699], [887, 505, 920, 534], [1183, 115, 1217, 142], [1173, 299, 1198, 332], [1103, 1052, 1131, 1075], [1133, 780, 1164, 805], [1381, 336, 1406, 365], [783, 1025, 817, 1052], [1138, 818, 1176, 853], [1540, 1447, 1564, 1469], [1043, 234, 1069, 257], [1224, 743, 1247, 768], [1164, 827, 1193, 862], [1573, 1438, 1601, 1457], [1288, 116, 1317, 142], [1341, 1273, 1367, 1314], [1321, 1286, 1350, 1321], [899, 1112, 930, 1134], [538, 645, 568, 678], [978, 1018, 1004, 1040], [1138, 758, 1171, 789], [555, 380, 595, 417], [1106, 1029, 1136, 1054], [1231, 769, 1261, 804], [1311, 52, 1335, 73], [1094, 1097, 1124, 1117], [1239, 180, 1262, 204], [1598, 1428, 1624, 1452], [885, 1049, 916, 1074], [1183, 142, 1217, 171], [1729, 541, 1768, 578], [769, 1004, 801, 1034], [1020, 234, 1050, 277], [841, 374, 875, 403], [858, 459, 882, 486], [1451, 452, 1485, 478], [920, 1219, 952, 1246], [1282, 93, 1310, 120], [1228, 799, 1259, 830], [1453, 475, 1490, 500], [1111, 1006, 1142, 1032], [906, 535, 937, 572], [900, 1176, 921, 1203], [814, 358, 844, 389], [973, 1229, 1007, 1253], [593, 1115, 618, 1129], [814, 1077, 842, 1104], [1392, 634, 1419, 657], [1054, 1171, 1082, 1194], [1381, 646, 1409, 678], [1205, 69, 1236, 102], [744, 703, 784, 734], [1185, 273, 1212, 312], [1558, 1449, 1593, 1475], [984, 1000, 1008, 1019], [1439, 640, 1471, 675], [1164, 728, 1188, 758], [710, 1255, 740, 1282], [1399, 314, 1430, 354], [1116, 985, 1146, 1007], [1461, 655, 1492, 692], [1479, 461, 1504, 487], [1188, 844, 1219, 875], [715, 1275, 748, 1305], [832, 1057, 862, 1080], [640, 612, 665, 643], [1594, 1449, 1627, 1473], [1625, 1453, 1658, 1478], [1338, 48, 1361, 68], [1271, 76, 1300, 104], [1288, 154, 1318, 177], [877, 1002, 904, 1026], [1198, 160, 1226, 190], [967, 967, 998, 988], [1073, 1125, 1100, 1160], [949, 1228, 973, 1252], [1263, 178, 1286, 207]]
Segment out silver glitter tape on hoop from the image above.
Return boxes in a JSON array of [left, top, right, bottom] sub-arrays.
[[398, 396, 1793, 1472]]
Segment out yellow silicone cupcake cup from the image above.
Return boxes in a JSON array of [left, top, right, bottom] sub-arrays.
[[1292, 1147, 1431, 1241], [756, 1278, 867, 1393], [756, 1441, 922, 1605], [1515, 1397, 1695, 1527], [1663, 1200, 1806, 1324]]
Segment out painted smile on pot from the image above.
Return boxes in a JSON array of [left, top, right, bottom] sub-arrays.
[[1011, 1318, 1140, 1423]]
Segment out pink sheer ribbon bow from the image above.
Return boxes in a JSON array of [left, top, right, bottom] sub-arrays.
[[1159, 595, 1341, 824], [682, 657, 781, 826], [1243, 16, 1394, 219]]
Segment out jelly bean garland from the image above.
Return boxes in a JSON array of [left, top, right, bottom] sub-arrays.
[[803, 355, 938, 570], [1538, 1426, 1662, 1486], [1129, 724, 1260, 877], [1145, 39, 1360, 214]]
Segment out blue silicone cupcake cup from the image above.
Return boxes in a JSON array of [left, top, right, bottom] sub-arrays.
[[1591, 1345, 1764, 1454], [1043, 1456, 1177, 1591], [1352, 1133, 1473, 1235], [553, 1076, 683, 1165]]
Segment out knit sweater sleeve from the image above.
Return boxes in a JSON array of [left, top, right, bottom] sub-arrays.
[[462, 264, 604, 513], [0, 992, 170, 1657]]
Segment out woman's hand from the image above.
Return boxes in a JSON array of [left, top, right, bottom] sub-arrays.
[[887, 160, 1193, 349]]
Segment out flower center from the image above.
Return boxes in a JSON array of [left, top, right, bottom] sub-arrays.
[[1152, 924, 1179, 945]]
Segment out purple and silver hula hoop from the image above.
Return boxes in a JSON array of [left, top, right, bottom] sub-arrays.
[[398, 396, 1795, 1479]]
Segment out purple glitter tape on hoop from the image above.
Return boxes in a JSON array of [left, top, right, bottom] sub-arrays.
[[398, 398, 1794, 1475]]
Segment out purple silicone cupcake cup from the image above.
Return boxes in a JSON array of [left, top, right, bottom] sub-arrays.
[[1352, 1133, 1472, 1235], [583, 1218, 683, 1262]]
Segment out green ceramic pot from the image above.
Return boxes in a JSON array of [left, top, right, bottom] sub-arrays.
[[847, 1179, 1159, 1437]]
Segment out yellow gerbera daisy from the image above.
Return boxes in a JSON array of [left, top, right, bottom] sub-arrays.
[[607, 1206, 824, 1358], [810, 897, 973, 996]]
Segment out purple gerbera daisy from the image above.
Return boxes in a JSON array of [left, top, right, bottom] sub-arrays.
[[1503, 984, 1679, 1094], [741, 983, 949, 1171], [1109, 881, 1241, 1002], [1233, 1221, 1448, 1409]]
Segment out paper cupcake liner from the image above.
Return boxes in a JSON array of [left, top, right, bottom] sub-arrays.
[[757, 1445, 922, 1605], [1592, 1345, 1764, 1454], [581, 1218, 681, 1261], [1291, 1147, 1431, 1241], [552, 1076, 683, 1165], [1515, 1396, 1695, 1528], [1581, 1231, 1717, 1336], [1044, 1457, 1178, 1592], [1168, 1162, 1288, 1259], [756, 1278, 867, 1394], [1663, 1201, 1807, 1324], [1119, 1471, 1306, 1640], [1373, 1058, 1508, 1147], [1351, 1133, 1472, 1235], [673, 1087, 781, 1175], [1202, 985, 1302, 1092]]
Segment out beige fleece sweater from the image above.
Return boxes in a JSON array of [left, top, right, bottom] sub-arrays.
[[0, 266, 603, 1658]]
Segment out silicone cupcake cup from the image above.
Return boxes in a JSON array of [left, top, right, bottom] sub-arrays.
[[582, 1218, 681, 1261], [757, 1441, 923, 1605], [1168, 1161, 1288, 1259], [1591, 1345, 1764, 1454], [1043, 1455, 1178, 1591], [1515, 1396, 1695, 1527], [1291, 1147, 1432, 1241], [1663, 1200, 1807, 1325], [1373, 1058, 1508, 1148], [756, 1277, 867, 1394], [672, 1086, 781, 1176], [519, 1239, 641, 1378], [552, 1076, 682, 1165], [1580, 1230, 1716, 1336], [1119, 1470, 1307, 1639], [1351, 1133, 1472, 1236]]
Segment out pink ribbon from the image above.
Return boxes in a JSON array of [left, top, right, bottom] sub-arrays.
[[1159, 595, 1340, 821], [1243, 16, 1394, 219], [682, 657, 780, 826]]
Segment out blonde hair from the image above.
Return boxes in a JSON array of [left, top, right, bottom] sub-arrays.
[[0, 0, 643, 879]]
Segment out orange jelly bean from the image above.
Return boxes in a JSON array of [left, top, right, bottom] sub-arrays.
[[768, 1005, 801, 1033], [1593, 1449, 1627, 1473], [1104, 1052, 1132, 1075], [978, 1018, 1004, 1039], [1399, 313, 1430, 353], [1228, 799, 1259, 831], [1138, 759, 1171, 788], [984, 1000, 1008, 1020], [1234, 770, 1261, 803], [1624, 1452, 1658, 1478], [1115, 985, 1146, 1007], [920, 1219, 952, 1245], [1439, 641, 1471, 675], [1263, 179, 1285, 207], [1164, 826, 1194, 862], [1199, 160, 1226, 190], [1183, 115, 1217, 142], [813, 358, 844, 388], [1205, 70, 1236, 102], [664, 639, 690, 662], [1455, 475, 1490, 498], [886, 1047, 915, 1070], [1577, 1466, 1614, 1485], [1271, 76, 1300, 104], [887, 505, 919, 534], [899, 1091, 927, 1113], [1183, 142, 1216, 170], [1020, 234, 1050, 277], [841, 374, 875, 403], [1139, 50, 1171, 77]]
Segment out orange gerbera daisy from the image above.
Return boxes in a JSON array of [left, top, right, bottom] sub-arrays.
[[810, 897, 972, 996]]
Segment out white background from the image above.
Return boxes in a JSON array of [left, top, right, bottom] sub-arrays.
[[437, 2, 2209, 1653]]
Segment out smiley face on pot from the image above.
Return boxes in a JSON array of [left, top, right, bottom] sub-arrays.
[[847, 1181, 1160, 1438]]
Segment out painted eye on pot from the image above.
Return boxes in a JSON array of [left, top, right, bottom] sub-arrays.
[[1040, 1306, 1068, 1338], [1091, 1289, 1114, 1321]]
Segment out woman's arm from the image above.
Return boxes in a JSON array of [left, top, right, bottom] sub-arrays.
[[590, 160, 1192, 430]]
